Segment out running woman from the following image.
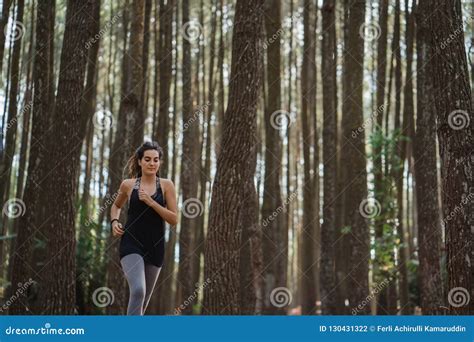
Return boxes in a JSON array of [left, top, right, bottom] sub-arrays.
[[110, 141, 178, 315]]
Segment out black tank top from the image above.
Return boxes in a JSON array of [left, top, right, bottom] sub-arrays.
[[119, 177, 166, 267]]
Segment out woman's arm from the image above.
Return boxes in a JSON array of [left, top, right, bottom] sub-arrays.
[[139, 179, 178, 226]]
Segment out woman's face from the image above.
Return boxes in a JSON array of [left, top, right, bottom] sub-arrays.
[[138, 149, 160, 176]]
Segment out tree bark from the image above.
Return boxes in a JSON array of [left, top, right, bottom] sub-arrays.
[[9, 0, 55, 315], [0, 0, 25, 266], [300, 0, 318, 315], [153, 0, 178, 315], [392, 0, 410, 314], [0, 0, 12, 82], [203, 0, 264, 314], [371, 0, 390, 315], [261, 0, 285, 315], [177, 0, 200, 315], [414, 0, 444, 314], [320, 0, 338, 315], [154, 0, 174, 178], [422, 0, 474, 315], [341, 0, 370, 314], [129, 0, 145, 148], [37, 0, 95, 314], [106, 0, 145, 315]]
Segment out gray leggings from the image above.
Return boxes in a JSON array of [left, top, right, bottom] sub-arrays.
[[120, 253, 162, 315]]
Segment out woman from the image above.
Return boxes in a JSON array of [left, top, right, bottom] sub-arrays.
[[110, 141, 178, 315]]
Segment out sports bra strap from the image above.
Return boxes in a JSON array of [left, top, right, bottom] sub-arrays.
[[156, 177, 161, 191], [133, 177, 141, 190]]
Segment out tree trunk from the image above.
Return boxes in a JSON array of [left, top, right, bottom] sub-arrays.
[[6, 0, 35, 287], [261, 0, 285, 315], [76, 2, 101, 310], [203, 0, 263, 314], [129, 0, 145, 148], [239, 145, 262, 314], [154, 0, 174, 178], [37, 0, 95, 314], [422, 0, 474, 315], [371, 0, 390, 315], [106, 0, 145, 315], [341, 0, 369, 314], [320, 0, 338, 315], [335, 0, 350, 314], [9, 0, 55, 315], [177, 0, 199, 315], [392, 0, 410, 314], [300, 0, 317, 315], [140, 0, 152, 136], [414, 0, 444, 314], [153, 0, 178, 315], [0, 0, 24, 267], [0, 0, 12, 81]]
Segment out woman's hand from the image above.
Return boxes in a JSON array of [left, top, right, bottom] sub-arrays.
[[138, 189, 154, 206], [112, 221, 124, 237]]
